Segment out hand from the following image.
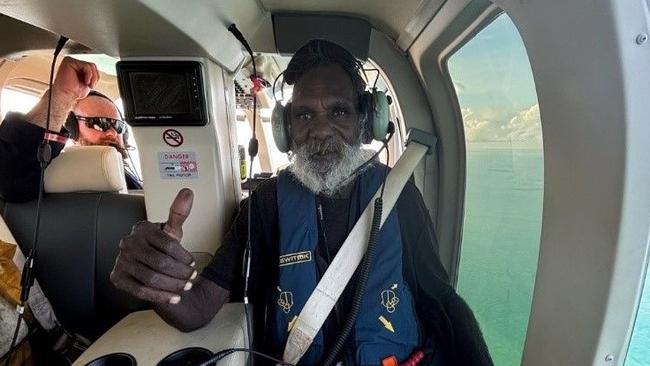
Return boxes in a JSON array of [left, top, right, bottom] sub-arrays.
[[111, 189, 197, 304], [52, 56, 100, 103], [24, 57, 101, 131]]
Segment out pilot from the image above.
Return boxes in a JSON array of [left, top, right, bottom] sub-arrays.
[[110, 40, 493, 365], [0, 56, 142, 202]]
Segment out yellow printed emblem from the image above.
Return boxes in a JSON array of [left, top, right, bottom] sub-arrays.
[[279, 251, 312, 267], [277, 290, 294, 314], [381, 289, 400, 313], [378, 315, 395, 333]]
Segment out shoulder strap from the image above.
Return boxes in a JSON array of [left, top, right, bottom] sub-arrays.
[[283, 137, 432, 364]]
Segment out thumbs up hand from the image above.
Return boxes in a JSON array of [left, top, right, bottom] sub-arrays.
[[111, 189, 197, 304], [163, 188, 193, 242]]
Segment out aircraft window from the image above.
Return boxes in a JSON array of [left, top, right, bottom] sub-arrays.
[[69, 53, 119, 76], [235, 56, 402, 187], [1, 87, 40, 119], [447, 13, 543, 366], [625, 268, 650, 365]]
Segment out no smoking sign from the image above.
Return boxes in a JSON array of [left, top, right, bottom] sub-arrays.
[[162, 129, 184, 147]]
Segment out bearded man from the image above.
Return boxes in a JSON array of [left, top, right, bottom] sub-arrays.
[[110, 40, 493, 366]]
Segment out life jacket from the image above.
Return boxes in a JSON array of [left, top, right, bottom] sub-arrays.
[[271, 164, 420, 365]]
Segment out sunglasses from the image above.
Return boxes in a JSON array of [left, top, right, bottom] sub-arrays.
[[76, 116, 127, 134]]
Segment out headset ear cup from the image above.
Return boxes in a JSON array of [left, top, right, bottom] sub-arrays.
[[65, 112, 79, 140], [371, 91, 390, 141], [271, 101, 290, 153]]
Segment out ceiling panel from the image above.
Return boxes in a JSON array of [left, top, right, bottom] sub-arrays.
[[262, 0, 424, 40]]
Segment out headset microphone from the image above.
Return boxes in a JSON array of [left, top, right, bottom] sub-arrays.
[[228, 23, 259, 366]]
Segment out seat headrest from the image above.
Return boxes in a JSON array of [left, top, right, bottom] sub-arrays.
[[44, 145, 127, 193]]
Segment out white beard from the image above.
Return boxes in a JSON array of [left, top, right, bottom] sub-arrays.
[[289, 139, 375, 196]]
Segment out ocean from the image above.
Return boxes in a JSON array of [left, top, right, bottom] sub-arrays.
[[455, 148, 649, 365]]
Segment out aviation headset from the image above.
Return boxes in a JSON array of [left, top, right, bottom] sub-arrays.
[[270, 75, 391, 153], [65, 90, 130, 144]]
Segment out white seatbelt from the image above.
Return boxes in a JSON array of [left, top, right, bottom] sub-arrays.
[[283, 135, 433, 364]]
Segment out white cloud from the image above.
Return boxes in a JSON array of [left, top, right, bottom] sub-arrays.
[[453, 82, 465, 96], [505, 104, 542, 144], [462, 104, 542, 147]]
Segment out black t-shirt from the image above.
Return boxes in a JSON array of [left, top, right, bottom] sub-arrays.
[[202, 174, 493, 365]]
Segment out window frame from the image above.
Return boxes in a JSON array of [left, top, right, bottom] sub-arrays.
[[410, 0, 503, 284], [444, 11, 546, 366], [438, 7, 505, 282]]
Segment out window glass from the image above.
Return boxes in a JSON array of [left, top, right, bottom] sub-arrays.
[[70, 53, 118, 75], [1, 88, 40, 119], [448, 14, 544, 366], [625, 267, 650, 365]]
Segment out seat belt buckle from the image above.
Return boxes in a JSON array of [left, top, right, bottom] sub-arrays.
[[406, 128, 437, 155]]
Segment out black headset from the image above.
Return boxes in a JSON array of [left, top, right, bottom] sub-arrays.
[[65, 90, 130, 144], [270, 75, 390, 153]]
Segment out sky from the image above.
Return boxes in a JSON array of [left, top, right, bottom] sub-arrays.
[[448, 15, 543, 149]]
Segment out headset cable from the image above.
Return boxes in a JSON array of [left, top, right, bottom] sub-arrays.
[[4, 35, 68, 366]]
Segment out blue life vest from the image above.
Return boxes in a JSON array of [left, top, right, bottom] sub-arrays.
[[271, 164, 421, 365]]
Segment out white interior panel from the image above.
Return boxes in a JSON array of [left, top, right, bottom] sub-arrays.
[[409, 0, 650, 364], [130, 57, 239, 255], [0, 0, 257, 72], [488, 0, 650, 365]]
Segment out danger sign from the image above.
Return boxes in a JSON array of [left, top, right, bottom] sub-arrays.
[[162, 129, 184, 147], [158, 151, 198, 179]]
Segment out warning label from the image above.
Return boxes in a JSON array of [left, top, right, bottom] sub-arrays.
[[162, 129, 184, 147], [158, 151, 199, 179]]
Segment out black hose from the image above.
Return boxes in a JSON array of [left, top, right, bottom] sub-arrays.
[[4, 35, 67, 366], [321, 198, 384, 366], [196, 347, 294, 366]]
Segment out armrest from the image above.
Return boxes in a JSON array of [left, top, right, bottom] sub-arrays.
[[72, 303, 249, 366]]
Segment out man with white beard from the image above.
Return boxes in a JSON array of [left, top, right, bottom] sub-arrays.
[[110, 40, 492, 366]]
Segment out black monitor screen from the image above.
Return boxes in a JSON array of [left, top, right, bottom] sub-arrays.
[[117, 61, 207, 126], [129, 72, 191, 115]]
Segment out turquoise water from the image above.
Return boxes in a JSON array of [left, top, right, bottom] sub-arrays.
[[455, 148, 650, 365], [626, 268, 650, 366]]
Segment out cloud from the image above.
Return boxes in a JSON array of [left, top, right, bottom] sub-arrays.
[[505, 104, 542, 144], [453, 82, 465, 96], [462, 104, 542, 147]]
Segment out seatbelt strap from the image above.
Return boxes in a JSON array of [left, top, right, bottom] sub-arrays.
[[283, 131, 435, 364]]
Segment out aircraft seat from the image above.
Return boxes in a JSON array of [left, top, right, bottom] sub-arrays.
[[0, 146, 149, 340]]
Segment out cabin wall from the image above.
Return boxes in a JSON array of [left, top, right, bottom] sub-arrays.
[[129, 57, 240, 256], [367, 30, 448, 269], [409, 0, 650, 364], [493, 0, 650, 365]]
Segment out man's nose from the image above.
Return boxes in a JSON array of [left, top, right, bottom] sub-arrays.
[[308, 114, 335, 140], [104, 126, 118, 138]]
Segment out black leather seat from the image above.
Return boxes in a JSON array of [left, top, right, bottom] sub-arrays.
[[0, 193, 150, 340], [0, 146, 150, 340]]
